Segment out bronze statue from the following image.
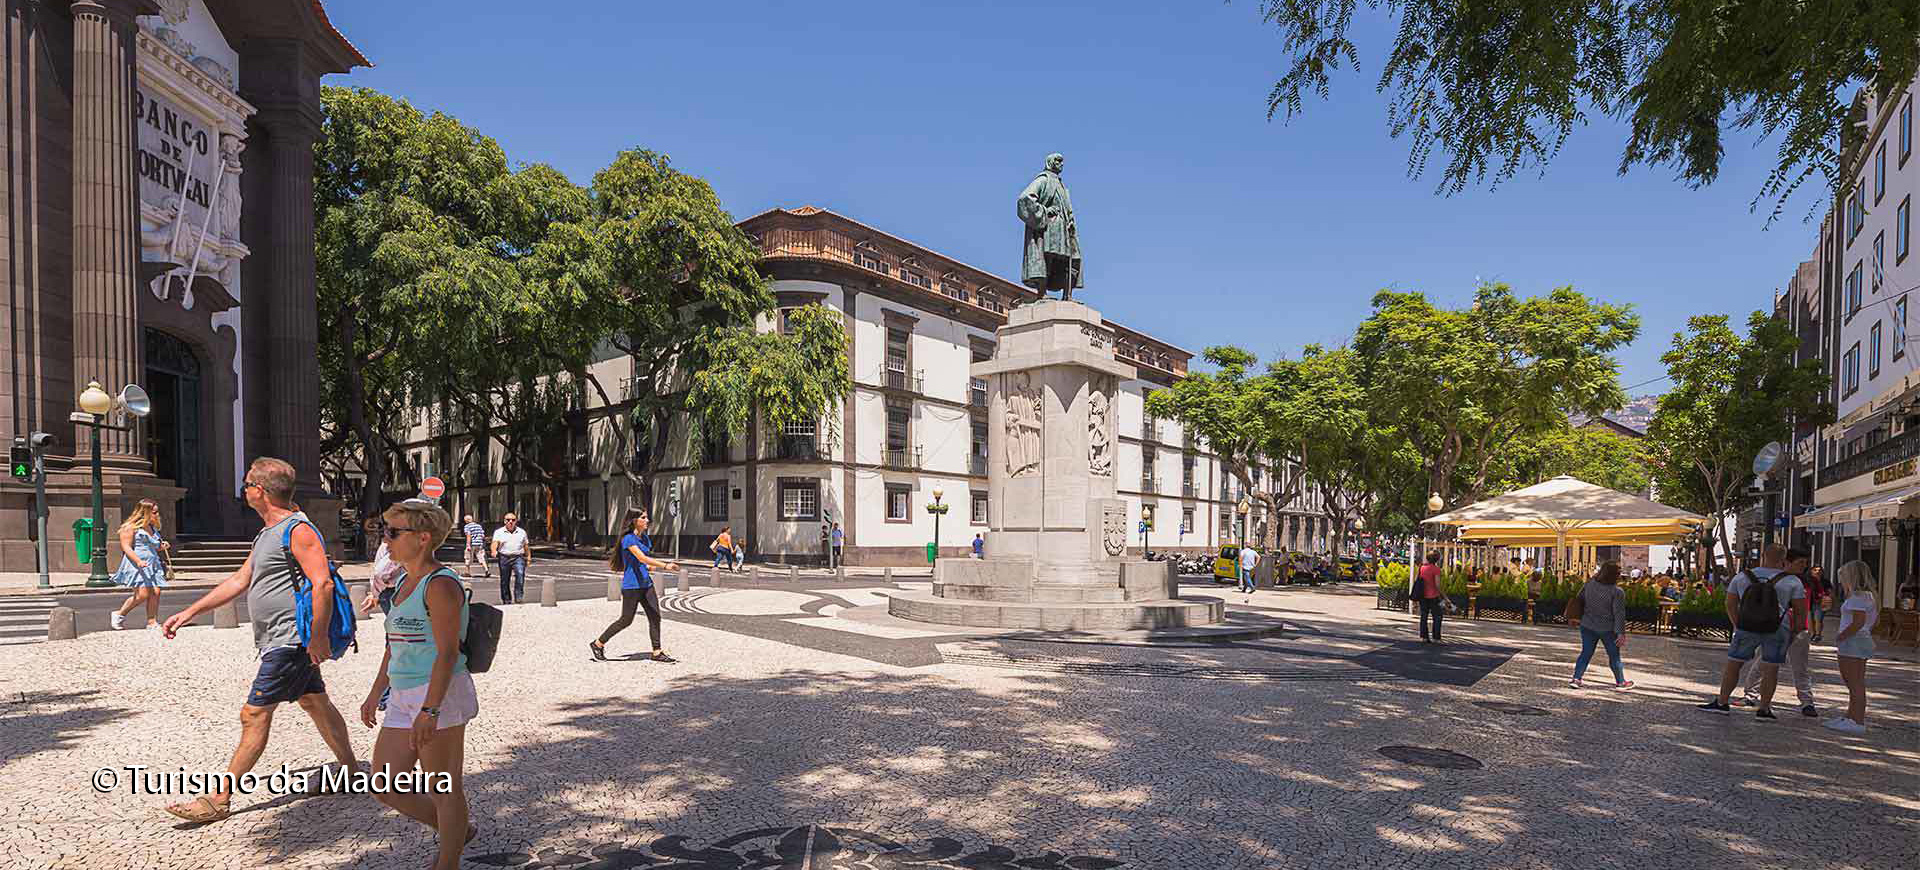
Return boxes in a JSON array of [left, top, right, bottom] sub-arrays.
[[1017, 153, 1082, 300]]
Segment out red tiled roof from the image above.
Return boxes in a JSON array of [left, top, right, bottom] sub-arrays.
[[310, 0, 370, 68]]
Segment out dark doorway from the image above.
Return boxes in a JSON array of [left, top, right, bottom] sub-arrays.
[[145, 330, 211, 534]]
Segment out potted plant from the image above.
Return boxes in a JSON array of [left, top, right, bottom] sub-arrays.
[[1375, 562, 1410, 611]]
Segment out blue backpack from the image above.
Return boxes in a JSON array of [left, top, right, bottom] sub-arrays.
[[282, 517, 358, 660]]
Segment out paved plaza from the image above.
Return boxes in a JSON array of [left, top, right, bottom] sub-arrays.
[[0, 582, 1915, 869]]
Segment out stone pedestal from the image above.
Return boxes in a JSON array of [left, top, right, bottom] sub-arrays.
[[889, 301, 1222, 630]]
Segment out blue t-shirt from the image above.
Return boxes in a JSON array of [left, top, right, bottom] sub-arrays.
[[620, 532, 653, 590]]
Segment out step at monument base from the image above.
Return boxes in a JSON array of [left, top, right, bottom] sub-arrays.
[[888, 591, 1225, 631]]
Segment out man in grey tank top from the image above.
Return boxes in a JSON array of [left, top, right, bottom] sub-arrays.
[[158, 457, 360, 823]]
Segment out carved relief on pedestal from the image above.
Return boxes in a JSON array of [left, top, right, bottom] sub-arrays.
[[1004, 373, 1043, 477], [1087, 375, 1113, 476], [1102, 505, 1127, 556]]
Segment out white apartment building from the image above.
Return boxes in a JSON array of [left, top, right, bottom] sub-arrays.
[[1796, 69, 1920, 605], [381, 206, 1339, 566]]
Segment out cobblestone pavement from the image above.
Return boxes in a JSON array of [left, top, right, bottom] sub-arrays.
[[0, 586, 1915, 869]]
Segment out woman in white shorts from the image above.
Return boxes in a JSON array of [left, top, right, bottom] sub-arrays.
[[1826, 560, 1877, 735], [360, 498, 478, 869]]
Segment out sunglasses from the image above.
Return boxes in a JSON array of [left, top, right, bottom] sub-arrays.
[[382, 525, 423, 540]]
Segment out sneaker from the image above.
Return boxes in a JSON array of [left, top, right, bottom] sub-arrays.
[[1755, 708, 1778, 720], [587, 640, 607, 662], [1697, 700, 1731, 714], [110, 612, 125, 631], [1800, 704, 1819, 718], [1730, 697, 1753, 708], [1568, 679, 1584, 689], [1823, 718, 1867, 735], [1615, 681, 1635, 691]]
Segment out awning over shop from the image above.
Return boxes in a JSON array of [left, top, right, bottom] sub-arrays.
[[1424, 476, 1706, 548], [1797, 483, 1920, 529]]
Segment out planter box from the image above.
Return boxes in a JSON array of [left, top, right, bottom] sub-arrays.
[[1376, 587, 1410, 611], [1533, 598, 1572, 626], [1670, 610, 1733, 641], [1475, 595, 1528, 623], [1623, 604, 1663, 635]]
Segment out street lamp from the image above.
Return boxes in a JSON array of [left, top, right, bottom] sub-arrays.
[[1427, 492, 1444, 514], [1235, 494, 1251, 546], [73, 380, 147, 586], [926, 485, 949, 564]]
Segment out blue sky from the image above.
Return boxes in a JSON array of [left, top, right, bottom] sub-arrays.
[[322, 0, 1830, 393]]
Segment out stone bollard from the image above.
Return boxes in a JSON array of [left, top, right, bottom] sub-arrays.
[[883, 566, 894, 584], [606, 573, 621, 601], [709, 566, 721, 589], [836, 565, 846, 582], [46, 606, 76, 641], [751, 564, 762, 582], [213, 602, 240, 629], [677, 569, 688, 594], [790, 565, 799, 582], [541, 575, 558, 607]]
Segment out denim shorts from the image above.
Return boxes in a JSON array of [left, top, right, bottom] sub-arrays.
[[1835, 633, 1875, 660], [246, 646, 327, 707], [1727, 626, 1791, 665]]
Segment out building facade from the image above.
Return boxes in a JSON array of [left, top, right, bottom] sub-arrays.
[[389, 206, 1340, 566], [1795, 69, 1920, 606], [2, 0, 364, 577]]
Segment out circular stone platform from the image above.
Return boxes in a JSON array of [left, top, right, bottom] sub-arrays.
[[887, 590, 1226, 631]]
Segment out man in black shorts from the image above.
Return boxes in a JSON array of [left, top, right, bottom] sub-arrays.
[[160, 457, 360, 822]]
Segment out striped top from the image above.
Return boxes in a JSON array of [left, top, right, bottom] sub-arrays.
[[464, 522, 485, 548], [385, 567, 468, 690]]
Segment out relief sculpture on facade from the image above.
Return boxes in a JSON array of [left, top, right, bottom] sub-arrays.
[[1088, 375, 1113, 476], [1004, 373, 1043, 477], [1102, 505, 1127, 556]]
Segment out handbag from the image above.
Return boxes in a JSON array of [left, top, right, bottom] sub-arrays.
[[1563, 588, 1586, 623]]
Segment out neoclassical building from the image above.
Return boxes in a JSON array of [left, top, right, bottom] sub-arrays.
[[386, 206, 1337, 566], [2, 0, 365, 577]]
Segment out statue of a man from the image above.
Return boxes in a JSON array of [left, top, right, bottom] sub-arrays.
[[1017, 152, 1082, 301]]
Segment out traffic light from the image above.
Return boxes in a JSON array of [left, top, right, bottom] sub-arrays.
[[9, 438, 29, 482]]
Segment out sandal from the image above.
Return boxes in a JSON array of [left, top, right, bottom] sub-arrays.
[[650, 651, 678, 663], [164, 796, 231, 823]]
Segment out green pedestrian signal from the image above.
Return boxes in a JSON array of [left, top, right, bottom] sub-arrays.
[[9, 442, 30, 482]]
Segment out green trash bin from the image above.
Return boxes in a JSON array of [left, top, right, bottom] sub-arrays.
[[926, 542, 937, 564], [73, 517, 97, 565]]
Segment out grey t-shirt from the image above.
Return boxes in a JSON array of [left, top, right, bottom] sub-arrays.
[[247, 512, 309, 651]]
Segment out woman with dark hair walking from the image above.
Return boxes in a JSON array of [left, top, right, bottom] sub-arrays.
[[591, 508, 678, 663], [1570, 561, 1633, 690]]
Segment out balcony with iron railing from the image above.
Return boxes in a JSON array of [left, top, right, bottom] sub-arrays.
[[1821, 425, 1920, 484], [883, 366, 925, 394], [763, 436, 836, 463], [882, 446, 923, 469], [1141, 473, 1158, 494], [1182, 482, 1196, 498], [970, 454, 988, 476], [1143, 418, 1163, 443]]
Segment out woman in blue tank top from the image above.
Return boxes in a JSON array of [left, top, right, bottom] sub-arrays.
[[590, 507, 679, 663], [358, 498, 476, 869]]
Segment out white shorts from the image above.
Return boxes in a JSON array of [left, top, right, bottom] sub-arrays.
[[383, 672, 479, 730]]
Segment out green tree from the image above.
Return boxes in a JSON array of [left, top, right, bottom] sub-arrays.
[[1251, 0, 1919, 215], [1145, 347, 1308, 551], [1486, 420, 1654, 496], [1647, 312, 1832, 568], [1351, 284, 1639, 511]]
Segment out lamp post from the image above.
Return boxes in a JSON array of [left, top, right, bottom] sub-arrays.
[[927, 485, 949, 564], [1235, 494, 1251, 546], [76, 381, 114, 586]]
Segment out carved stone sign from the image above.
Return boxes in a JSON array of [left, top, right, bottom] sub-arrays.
[[1102, 504, 1127, 556], [1081, 323, 1112, 348], [1004, 373, 1043, 478], [136, 86, 215, 229], [1088, 375, 1113, 477]]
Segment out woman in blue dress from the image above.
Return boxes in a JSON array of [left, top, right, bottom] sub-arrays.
[[110, 498, 168, 629]]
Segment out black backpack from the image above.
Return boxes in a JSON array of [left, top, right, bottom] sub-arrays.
[[421, 569, 504, 674], [1735, 571, 1784, 634]]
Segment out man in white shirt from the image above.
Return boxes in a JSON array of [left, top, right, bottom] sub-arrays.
[[1699, 544, 1808, 719], [1238, 545, 1259, 594], [490, 513, 531, 604]]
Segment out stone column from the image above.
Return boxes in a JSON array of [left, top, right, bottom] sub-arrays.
[[68, 0, 154, 463], [253, 107, 322, 488]]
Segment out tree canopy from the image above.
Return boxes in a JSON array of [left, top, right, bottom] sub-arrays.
[[1252, 0, 1920, 215]]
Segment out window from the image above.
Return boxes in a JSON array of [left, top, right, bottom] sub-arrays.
[[900, 269, 932, 290], [703, 480, 728, 521], [885, 484, 911, 522], [777, 307, 797, 333], [1847, 262, 1863, 317], [885, 328, 909, 374], [704, 431, 729, 464], [1900, 196, 1911, 264], [1894, 296, 1910, 362], [778, 478, 819, 521], [970, 418, 988, 474], [970, 491, 988, 524], [853, 244, 889, 275], [1874, 232, 1885, 293], [1871, 321, 1882, 379], [1904, 96, 1913, 164], [1849, 186, 1865, 243], [1142, 447, 1157, 490], [1844, 343, 1861, 397], [886, 403, 910, 451], [1181, 507, 1194, 534], [1876, 141, 1887, 203]]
